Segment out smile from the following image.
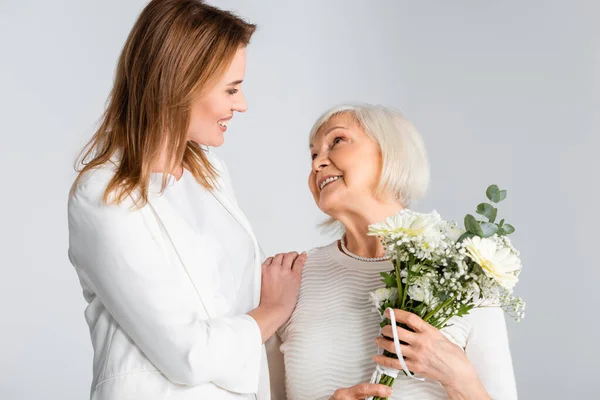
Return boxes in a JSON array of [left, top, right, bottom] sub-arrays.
[[319, 175, 343, 190]]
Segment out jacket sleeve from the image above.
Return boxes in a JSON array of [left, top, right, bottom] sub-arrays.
[[68, 178, 263, 393], [465, 307, 518, 400]]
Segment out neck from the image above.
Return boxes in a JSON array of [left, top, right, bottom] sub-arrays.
[[153, 147, 184, 180], [336, 199, 404, 259]]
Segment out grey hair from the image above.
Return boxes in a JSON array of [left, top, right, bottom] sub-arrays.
[[309, 103, 430, 231]]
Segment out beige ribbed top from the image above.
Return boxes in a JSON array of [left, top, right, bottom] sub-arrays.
[[277, 241, 517, 400]]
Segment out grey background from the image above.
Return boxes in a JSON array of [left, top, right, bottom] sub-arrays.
[[1, 0, 598, 398]]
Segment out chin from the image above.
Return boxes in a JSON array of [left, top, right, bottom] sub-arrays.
[[189, 132, 224, 147], [317, 193, 344, 215], [210, 136, 225, 147]]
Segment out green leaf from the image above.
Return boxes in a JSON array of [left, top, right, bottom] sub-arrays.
[[503, 224, 515, 234], [499, 219, 505, 226], [380, 272, 396, 287], [457, 232, 475, 243], [480, 222, 499, 238], [476, 203, 498, 223], [464, 214, 484, 236], [498, 190, 507, 202], [486, 185, 507, 203], [486, 185, 500, 202]]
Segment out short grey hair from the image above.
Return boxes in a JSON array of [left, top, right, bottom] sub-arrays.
[[309, 103, 430, 209]]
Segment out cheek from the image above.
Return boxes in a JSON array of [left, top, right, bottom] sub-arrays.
[[345, 151, 382, 187], [190, 95, 225, 127], [189, 102, 210, 131]]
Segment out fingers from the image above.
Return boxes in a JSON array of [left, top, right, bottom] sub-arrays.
[[373, 354, 418, 375], [351, 383, 393, 399], [264, 251, 307, 270], [332, 383, 392, 399], [292, 252, 307, 272], [282, 252, 299, 269], [272, 253, 284, 268], [262, 257, 273, 267], [374, 337, 414, 358], [386, 308, 429, 332], [381, 324, 417, 344]]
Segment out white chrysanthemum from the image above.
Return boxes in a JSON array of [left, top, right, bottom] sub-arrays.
[[369, 210, 450, 261], [446, 225, 465, 242], [407, 276, 434, 305], [369, 210, 442, 238], [370, 287, 398, 313], [463, 236, 521, 290]]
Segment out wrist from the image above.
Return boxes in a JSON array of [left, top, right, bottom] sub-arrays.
[[247, 304, 289, 343], [443, 373, 489, 400]]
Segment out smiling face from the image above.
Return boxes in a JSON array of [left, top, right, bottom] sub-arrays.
[[308, 113, 384, 216], [187, 46, 248, 147]]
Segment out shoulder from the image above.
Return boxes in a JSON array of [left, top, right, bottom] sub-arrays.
[[303, 241, 338, 269], [68, 161, 140, 232], [69, 162, 119, 206], [306, 241, 334, 258]]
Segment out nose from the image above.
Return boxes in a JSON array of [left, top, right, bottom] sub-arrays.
[[312, 153, 330, 173], [233, 90, 248, 113]]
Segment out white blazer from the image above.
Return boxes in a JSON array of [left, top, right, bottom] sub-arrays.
[[68, 150, 271, 400]]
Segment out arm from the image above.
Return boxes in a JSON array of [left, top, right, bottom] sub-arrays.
[[464, 307, 518, 400], [68, 182, 262, 393]]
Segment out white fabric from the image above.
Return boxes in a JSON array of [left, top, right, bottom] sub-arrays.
[[68, 149, 270, 400], [157, 168, 255, 317], [270, 241, 518, 400]]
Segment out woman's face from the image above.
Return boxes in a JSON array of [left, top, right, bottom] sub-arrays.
[[187, 46, 248, 147], [308, 114, 383, 215]]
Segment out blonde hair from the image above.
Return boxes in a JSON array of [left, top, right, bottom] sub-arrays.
[[71, 0, 256, 206], [309, 104, 430, 228]]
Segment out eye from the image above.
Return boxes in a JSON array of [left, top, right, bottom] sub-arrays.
[[311, 153, 317, 160], [332, 136, 344, 145], [227, 88, 239, 95]]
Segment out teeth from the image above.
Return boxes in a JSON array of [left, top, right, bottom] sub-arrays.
[[319, 176, 342, 190], [218, 120, 229, 127]]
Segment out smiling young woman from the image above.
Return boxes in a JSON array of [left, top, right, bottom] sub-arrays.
[[67, 1, 305, 399]]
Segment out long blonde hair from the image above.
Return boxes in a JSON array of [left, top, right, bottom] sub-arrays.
[[72, 0, 256, 206]]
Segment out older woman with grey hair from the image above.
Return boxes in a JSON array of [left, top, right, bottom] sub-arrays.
[[267, 104, 517, 400]]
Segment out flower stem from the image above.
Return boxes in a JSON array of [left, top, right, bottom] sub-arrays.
[[373, 373, 395, 400], [401, 259, 410, 310], [423, 296, 455, 322], [395, 258, 403, 308]]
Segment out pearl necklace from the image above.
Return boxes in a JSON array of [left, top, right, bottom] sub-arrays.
[[340, 235, 390, 262]]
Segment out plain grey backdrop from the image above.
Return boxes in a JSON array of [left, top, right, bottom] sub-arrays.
[[1, 0, 598, 398]]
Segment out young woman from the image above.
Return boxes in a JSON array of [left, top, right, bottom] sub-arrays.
[[68, 1, 305, 399]]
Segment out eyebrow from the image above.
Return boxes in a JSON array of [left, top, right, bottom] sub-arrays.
[[227, 80, 243, 86], [309, 125, 347, 149]]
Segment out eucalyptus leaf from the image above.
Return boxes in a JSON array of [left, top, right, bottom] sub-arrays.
[[498, 190, 507, 202], [464, 214, 484, 236], [457, 232, 475, 243], [476, 203, 498, 222], [486, 185, 500, 202], [480, 222, 499, 238], [503, 224, 515, 234]]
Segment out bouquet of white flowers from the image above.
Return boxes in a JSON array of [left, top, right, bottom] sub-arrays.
[[367, 185, 524, 399]]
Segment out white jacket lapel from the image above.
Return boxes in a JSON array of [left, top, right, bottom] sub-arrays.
[[147, 191, 219, 318], [209, 188, 262, 308]]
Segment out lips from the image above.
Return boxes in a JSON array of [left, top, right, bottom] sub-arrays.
[[318, 175, 343, 191], [218, 116, 233, 130]]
